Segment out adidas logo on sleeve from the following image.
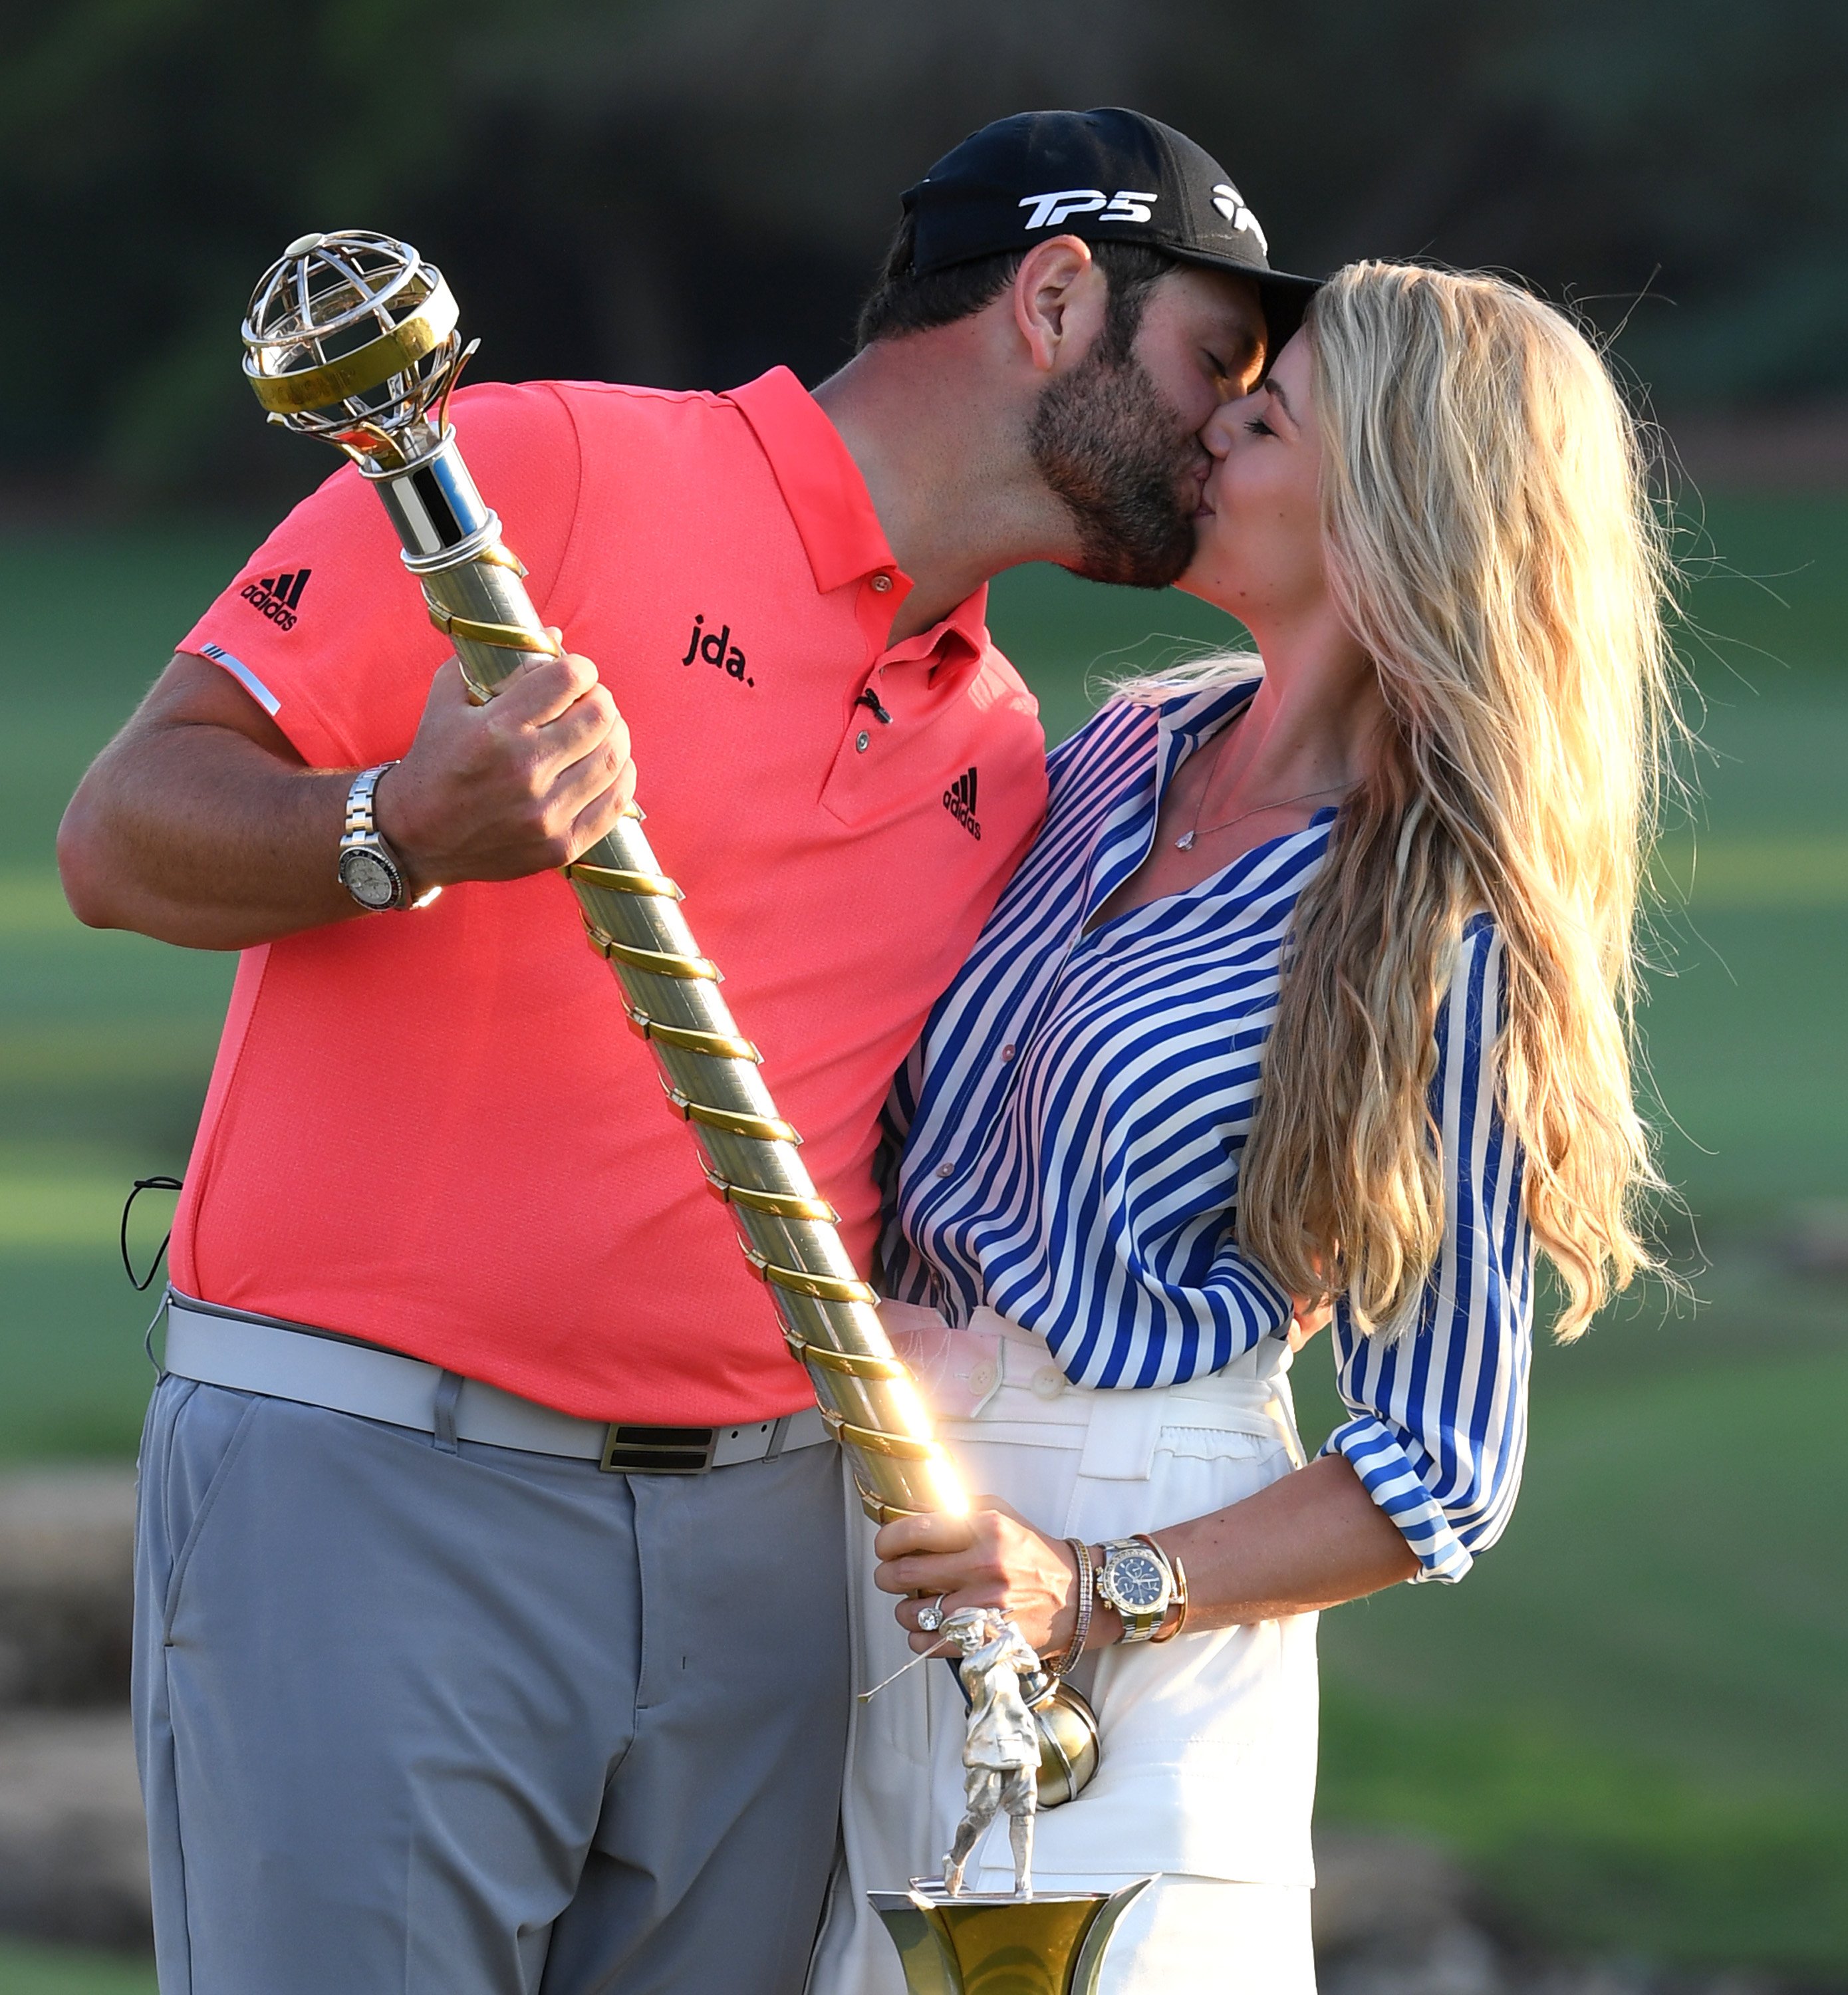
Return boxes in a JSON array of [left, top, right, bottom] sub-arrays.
[[240, 568, 311, 631], [943, 767, 982, 840]]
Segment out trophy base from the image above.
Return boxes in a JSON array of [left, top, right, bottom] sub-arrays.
[[870, 1876, 1153, 1995]]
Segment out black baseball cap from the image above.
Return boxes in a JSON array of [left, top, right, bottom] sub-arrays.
[[902, 107, 1321, 354]]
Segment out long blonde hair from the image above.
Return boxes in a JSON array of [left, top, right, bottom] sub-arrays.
[[1143, 262, 1678, 1340]]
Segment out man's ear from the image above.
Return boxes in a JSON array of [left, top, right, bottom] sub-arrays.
[[1009, 236, 1107, 376]]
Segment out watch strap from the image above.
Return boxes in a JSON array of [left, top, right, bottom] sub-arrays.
[[338, 763, 437, 910], [342, 761, 395, 845]]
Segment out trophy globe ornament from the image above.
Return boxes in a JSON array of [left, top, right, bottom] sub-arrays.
[[243, 231, 466, 462], [239, 227, 1140, 1994]]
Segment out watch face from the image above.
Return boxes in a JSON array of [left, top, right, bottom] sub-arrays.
[[1105, 1551, 1168, 1612], [340, 848, 398, 910]]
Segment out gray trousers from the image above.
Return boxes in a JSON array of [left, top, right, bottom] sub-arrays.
[[132, 1373, 849, 1994]]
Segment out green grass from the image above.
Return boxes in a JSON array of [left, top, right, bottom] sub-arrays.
[[1, 509, 1845, 1974], [1290, 1271, 1848, 1972], [0, 527, 244, 1470], [1317, 1688, 1848, 1972], [1671, 493, 1848, 678], [0, 1940, 155, 1994]]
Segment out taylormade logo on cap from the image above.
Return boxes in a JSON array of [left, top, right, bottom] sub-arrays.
[[1210, 184, 1267, 254], [1018, 189, 1160, 230]]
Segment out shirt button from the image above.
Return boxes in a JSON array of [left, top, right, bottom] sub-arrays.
[[937, 1162, 955, 1179], [856, 731, 870, 752], [1001, 1044, 1017, 1061], [1031, 1365, 1067, 1400], [870, 573, 893, 593], [968, 1359, 998, 1396]]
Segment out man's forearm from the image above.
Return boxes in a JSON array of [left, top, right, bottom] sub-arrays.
[[59, 713, 361, 950], [60, 644, 634, 952]]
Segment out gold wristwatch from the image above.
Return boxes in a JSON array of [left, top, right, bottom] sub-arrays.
[[1094, 1535, 1176, 1643]]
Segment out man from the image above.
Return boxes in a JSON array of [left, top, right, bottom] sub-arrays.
[[59, 108, 1313, 1994]]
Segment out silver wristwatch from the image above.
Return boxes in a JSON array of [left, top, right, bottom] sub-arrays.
[[337, 763, 433, 912], [1094, 1536, 1176, 1643]]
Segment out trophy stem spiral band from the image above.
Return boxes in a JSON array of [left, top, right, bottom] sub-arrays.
[[791, 1343, 910, 1381], [562, 862, 683, 900], [239, 227, 1097, 1804]]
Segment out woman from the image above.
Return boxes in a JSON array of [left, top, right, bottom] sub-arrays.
[[810, 261, 1676, 1992]]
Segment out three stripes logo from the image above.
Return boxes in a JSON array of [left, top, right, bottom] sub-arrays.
[[239, 567, 311, 632], [943, 766, 982, 841]]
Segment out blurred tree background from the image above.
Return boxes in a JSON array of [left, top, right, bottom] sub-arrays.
[[1, 2, 1845, 1988], [5, 0, 1848, 503]]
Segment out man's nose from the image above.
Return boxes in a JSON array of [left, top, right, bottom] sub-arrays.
[[1200, 400, 1242, 460]]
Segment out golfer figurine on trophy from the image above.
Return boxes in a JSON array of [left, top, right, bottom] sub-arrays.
[[237, 226, 1144, 1995], [941, 1609, 1043, 1899]]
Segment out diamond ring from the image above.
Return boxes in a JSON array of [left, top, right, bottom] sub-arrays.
[[916, 1593, 950, 1633]]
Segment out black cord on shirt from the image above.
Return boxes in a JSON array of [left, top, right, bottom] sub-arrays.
[[120, 1176, 184, 1291]]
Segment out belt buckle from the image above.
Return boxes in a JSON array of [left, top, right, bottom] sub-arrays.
[[598, 1424, 718, 1475]]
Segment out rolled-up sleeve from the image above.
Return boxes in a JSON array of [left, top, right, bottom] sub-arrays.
[[1319, 916, 1535, 1582]]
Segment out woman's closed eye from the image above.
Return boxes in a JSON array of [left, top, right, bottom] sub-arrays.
[[1244, 416, 1275, 438]]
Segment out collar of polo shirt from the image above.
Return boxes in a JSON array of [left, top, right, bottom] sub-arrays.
[[726, 368, 988, 675]]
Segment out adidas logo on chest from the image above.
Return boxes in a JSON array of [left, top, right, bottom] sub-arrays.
[[943, 767, 982, 840]]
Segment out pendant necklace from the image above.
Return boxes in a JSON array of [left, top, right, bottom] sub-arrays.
[[1174, 779, 1354, 851]]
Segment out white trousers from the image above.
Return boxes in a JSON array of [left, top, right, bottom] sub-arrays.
[[809, 1308, 1321, 1995]]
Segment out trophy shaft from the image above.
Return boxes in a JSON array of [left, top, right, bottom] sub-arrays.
[[359, 428, 963, 1524]]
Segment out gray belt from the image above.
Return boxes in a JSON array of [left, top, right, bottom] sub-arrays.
[[161, 1293, 831, 1474]]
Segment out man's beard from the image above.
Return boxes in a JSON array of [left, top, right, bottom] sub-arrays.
[[1027, 345, 1201, 589]]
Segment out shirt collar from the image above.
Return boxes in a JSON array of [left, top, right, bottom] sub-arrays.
[[726, 364, 991, 669], [725, 366, 896, 595], [880, 581, 990, 674], [1156, 676, 1264, 756], [1081, 676, 1267, 924]]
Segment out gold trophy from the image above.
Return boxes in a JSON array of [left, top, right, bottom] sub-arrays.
[[868, 1877, 1152, 1995], [239, 230, 1144, 1994]]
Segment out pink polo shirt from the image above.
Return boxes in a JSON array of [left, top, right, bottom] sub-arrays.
[[171, 368, 1047, 1424]]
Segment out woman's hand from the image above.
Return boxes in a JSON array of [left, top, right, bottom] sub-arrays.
[[872, 1500, 1119, 1657]]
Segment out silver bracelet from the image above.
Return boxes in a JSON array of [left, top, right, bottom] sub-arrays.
[[1051, 1536, 1095, 1677]]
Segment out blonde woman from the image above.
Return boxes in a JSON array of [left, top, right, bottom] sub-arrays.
[[811, 262, 1675, 1992]]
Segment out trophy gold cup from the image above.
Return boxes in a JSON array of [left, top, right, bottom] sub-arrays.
[[868, 1875, 1152, 1995], [239, 229, 1146, 1994]]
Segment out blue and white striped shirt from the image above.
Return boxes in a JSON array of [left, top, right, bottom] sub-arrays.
[[882, 682, 1534, 1581]]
